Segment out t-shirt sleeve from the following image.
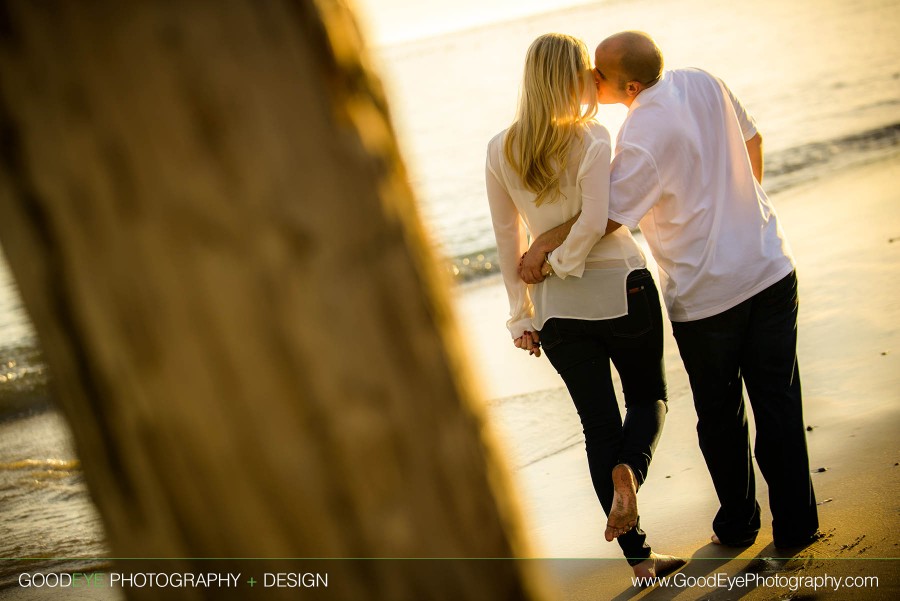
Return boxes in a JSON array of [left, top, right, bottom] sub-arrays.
[[718, 77, 758, 141], [607, 144, 662, 230], [485, 140, 534, 338]]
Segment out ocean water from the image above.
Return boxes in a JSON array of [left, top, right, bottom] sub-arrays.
[[376, 0, 900, 279], [1, 0, 899, 582], [0, 412, 109, 589]]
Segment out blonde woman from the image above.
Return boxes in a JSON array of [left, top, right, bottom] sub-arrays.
[[485, 33, 684, 578]]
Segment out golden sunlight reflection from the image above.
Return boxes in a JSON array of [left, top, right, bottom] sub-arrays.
[[0, 458, 81, 471]]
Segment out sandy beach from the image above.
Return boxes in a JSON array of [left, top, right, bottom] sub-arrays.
[[458, 154, 900, 599], [1, 157, 897, 601]]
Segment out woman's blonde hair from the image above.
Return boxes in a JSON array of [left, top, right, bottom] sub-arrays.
[[504, 33, 598, 206]]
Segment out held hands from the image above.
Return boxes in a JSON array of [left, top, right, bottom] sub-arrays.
[[518, 218, 575, 283], [518, 249, 552, 284], [514, 330, 542, 357], [514, 247, 551, 358]]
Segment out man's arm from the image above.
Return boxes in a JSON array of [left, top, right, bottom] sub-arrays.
[[517, 215, 578, 284], [746, 132, 763, 183], [518, 216, 623, 284]]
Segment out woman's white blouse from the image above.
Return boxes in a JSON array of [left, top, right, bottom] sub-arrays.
[[485, 121, 647, 338]]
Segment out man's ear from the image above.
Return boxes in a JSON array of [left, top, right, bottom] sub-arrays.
[[625, 81, 643, 97]]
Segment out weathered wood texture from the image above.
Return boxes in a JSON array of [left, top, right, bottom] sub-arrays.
[[0, 1, 547, 599]]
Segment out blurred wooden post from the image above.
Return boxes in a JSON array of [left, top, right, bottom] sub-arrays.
[[0, 1, 547, 599]]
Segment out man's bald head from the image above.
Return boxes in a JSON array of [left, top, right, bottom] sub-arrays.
[[597, 31, 663, 87]]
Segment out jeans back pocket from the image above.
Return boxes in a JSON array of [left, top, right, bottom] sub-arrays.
[[609, 284, 653, 339]]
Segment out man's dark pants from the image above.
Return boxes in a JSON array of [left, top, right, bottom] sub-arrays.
[[672, 271, 819, 547]]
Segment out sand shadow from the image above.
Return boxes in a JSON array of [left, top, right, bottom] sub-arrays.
[[688, 541, 824, 601], [607, 540, 821, 601]]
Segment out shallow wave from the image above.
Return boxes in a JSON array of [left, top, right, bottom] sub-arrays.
[[0, 344, 51, 420], [487, 387, 584, 471], [0, 412, 108, 588], [0, 458, 81, 471], [765, 122, 900, 193]]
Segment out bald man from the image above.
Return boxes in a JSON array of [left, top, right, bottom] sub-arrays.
[[521, 31, 819, 550]]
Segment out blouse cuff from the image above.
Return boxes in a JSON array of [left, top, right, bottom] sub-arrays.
[[507, 316, 534, 339], [548, 250, 586, 280]]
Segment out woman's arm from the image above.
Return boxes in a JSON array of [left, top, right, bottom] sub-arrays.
[[543, 137, 613, 279], [485, 152, 534, 339]]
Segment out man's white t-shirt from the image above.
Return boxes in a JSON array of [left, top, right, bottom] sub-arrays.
[[607, 68, 795, 322]]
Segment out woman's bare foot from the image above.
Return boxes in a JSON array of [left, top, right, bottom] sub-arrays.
[[605, 463, 638, 541], [632, 553, 687, 582]]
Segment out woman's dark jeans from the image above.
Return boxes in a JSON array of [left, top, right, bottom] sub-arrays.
[[538, 269, 667, 565]]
